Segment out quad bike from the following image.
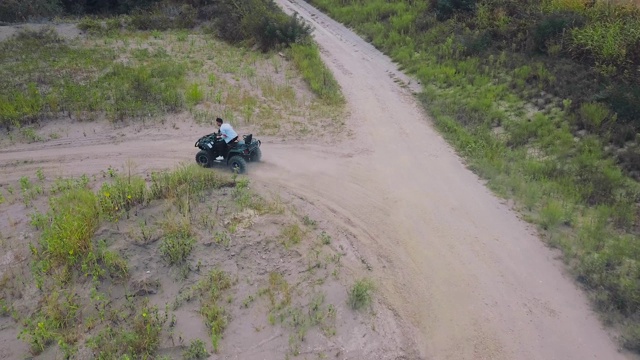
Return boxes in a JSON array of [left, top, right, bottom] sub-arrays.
[[194, 132, 262, 174]]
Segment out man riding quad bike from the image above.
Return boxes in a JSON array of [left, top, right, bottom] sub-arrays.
[[194, 131, 262, 174]]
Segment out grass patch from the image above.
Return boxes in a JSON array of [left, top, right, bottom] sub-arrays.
[[183, 339, 209, 359], [150, 164, 234, 201], [258, 272, 337, 355], [86, 300, 167, 359], [159, 216, 195, 266], [174, 269, 233, 353], [18, 290, 81, 356], [288, 43, 345, 106], [38, 188, 100, 270], [0, 27, 186, 128], [281, 223, 305, 248], [20, 164, 238, 355], [348, 278, 375, 311]]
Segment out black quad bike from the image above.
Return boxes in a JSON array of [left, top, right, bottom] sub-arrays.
[[194, 132, 262, 174]]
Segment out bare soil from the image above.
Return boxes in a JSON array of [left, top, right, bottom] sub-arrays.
[[1, 2, 639, 360]]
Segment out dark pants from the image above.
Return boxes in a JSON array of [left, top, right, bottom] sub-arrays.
[[215, 136, 238, 157]]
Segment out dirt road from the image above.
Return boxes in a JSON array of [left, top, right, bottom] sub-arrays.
[[259, 1, 637, 359]]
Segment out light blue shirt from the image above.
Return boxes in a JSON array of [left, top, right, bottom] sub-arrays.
[[220, 123, 237, 143]]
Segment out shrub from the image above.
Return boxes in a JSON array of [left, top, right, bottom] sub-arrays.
[[127, 3, 197, 30], [41, 188, 100, 268], [432, 0, 476, 21], [578, 101, 613, 131], [185, 83, 204, 107], [571, 146, 626, 205], [77, 17, 105, 34], [569, 20, 640, 70], [460, 30, 492, 56], [348, 278, 375, 310], [623, 323, 640, 353], [210, 0, 311, 51], [0, 0, 62, 23], [98, 174, 147, 220], [256, 13, 312, 51], [533, 11, 585, 53], [604, 85, 640, 129], [183, 339, 208, 359]]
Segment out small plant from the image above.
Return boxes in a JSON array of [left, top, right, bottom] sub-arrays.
[[185, 83, 204, 106], [348, 278, 375, 311], [319, 231, 332, 245], [160, 225, 195, 265], [539, 200, 566, 230], [96, 240, 129, 280], [98, 173, 146, 220], [87, 299, 166, 359], [302, 215, 316, 227], [176, 31, 189, 42], [20, 127, 43, 143], [213, 231, 231, 247], [134, 219, 157, 245], [242, 295, 255, 308], [29, 211, 48, 230], [184, 270, 233, 353], [579, 101, 612, 131], [36, 168, 45, 182], [183, 339, 209, 360], [39, 188, 100, 269], [281, 224, 304, 248]]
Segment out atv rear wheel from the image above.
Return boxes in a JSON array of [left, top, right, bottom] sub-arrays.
[[250, 147, 262, 162], [228, 155, 247, 174], [195, 150, 212, 168]]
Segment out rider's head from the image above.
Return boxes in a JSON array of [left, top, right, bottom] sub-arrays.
[[216, 117, 223, 126]]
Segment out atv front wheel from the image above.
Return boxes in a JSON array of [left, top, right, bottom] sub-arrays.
[[195, 150, 212, 168], [228, 156, 247, 174], [250, 147, 262, 162]]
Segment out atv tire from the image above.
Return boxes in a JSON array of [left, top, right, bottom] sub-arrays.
[[250, 147, 262, 162], [228, 155, 247, 174], [195, 150, 212, 168]]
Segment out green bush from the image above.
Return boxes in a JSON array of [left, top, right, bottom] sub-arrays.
[[183, 339, 209, 359], [256, 13, 312, 51], [432, 0, 476, 21], [0, 0, 62, 23], [77, 17, 105, 34], [534, 11, 585, 53], [460, 30, 492, 56], [569, 19, 640, 69], [571, 143, 626, 205], [578, 101, 612, 131], [210, 0, 311, 51], [289, 43, 344, 105], [41, 188, 100, 268], [604, 85, 640, 130], [348, 278, 375, 310]]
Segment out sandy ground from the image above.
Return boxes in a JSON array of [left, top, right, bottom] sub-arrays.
[[0, 1, 638, 359]]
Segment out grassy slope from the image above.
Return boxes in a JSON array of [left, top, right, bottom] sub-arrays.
[[0, 5, 343, 133], [306, 0, 640, 350]]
